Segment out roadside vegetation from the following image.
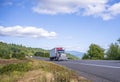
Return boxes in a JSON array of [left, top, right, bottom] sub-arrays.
[[67, 53, 80, 60], [82, 38, 120, 60], [0, 59, 89, 82], [0, 42, 49, 59], [82, 44, 104, 60], [0, 42, 89, 82], [0, 42, 79, 60]]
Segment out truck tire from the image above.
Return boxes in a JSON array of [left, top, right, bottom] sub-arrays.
[[50, 57, 53, 61], [55, 57, 59, 61]]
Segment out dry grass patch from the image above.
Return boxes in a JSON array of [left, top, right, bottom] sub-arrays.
[[0, 59, 28, 65], [0, 59, 90, 82]]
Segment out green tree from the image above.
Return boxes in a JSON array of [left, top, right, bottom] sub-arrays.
[[82, 44, 104, 60], [34, 52, 44, 56], [106, 43, 120, 60], [82, 53, 89, 59], [44, 52, 50, 57], [17, 52, 26, 59], [117, 38, 120, 44], [34, 52, 50, 57], [0, 48, 11, 59]]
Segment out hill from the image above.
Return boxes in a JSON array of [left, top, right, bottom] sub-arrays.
[[67, 51, 84, 59], [0, 41, 49, 59], [0, 41, 79, 60], [66, 53, 80, 60]]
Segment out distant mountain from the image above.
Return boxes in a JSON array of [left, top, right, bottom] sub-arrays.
[[66, 51, 84, 59]]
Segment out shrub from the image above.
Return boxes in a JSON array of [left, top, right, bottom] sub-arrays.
[[12, 52, 26, 60], [0, 62, 32, 74], [34, 52, 49, 58]]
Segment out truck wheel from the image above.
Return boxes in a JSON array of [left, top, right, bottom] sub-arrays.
[[50, 58, 53, 61], [55, 57, 59, 61]]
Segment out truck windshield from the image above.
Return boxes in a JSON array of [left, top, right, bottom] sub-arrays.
[[57, 50, 65, 53]]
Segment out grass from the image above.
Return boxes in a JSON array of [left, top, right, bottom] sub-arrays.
[[0, 59, 90, 82]]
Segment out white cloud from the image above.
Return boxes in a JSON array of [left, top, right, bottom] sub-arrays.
[[108, 2, 120, 15], [106, 2, 120, 20], [32, 0, 120, 20], [33, 0, 107, 15], [99, 2, 120, 20], [0, 25, 57, 39]]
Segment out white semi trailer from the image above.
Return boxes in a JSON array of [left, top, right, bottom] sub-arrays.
[[50, 47, 67, 61]]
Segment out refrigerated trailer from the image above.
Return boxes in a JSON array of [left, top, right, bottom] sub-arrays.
[[50, 47, 67, 61]]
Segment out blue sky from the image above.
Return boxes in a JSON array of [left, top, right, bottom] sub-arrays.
[[0, 0, 120, 52]]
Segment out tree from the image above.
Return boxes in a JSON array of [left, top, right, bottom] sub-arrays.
[[106, 43, 120, 60], [34, 52, 44, 56], [117, 38, 120, 44], [82, 53, 89, 59], [82, 44, 104, 60], [0, 48, 11, 59], [34, 52, 50, 57], [16, 52, 26, 59], [43, 52, 50, 57]]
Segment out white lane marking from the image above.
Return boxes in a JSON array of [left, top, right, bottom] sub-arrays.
[[69, 62, 120, 69], [79, 63, 120, 69]]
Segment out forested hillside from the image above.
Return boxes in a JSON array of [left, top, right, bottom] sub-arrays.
[[0, 42, 49, 59], [0, 42, 79, 60], [67, 53, 80, 60]]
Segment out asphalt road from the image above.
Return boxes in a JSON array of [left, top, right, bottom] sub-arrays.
[[54, 60, 120, 82], [32, 56, 120, 82]]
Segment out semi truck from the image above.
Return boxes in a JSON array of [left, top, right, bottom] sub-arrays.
[[50, 47, 67, 61]]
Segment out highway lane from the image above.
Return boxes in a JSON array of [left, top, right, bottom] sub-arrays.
[[32, 56, 120, 82], [54, 60, 120, 82]]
